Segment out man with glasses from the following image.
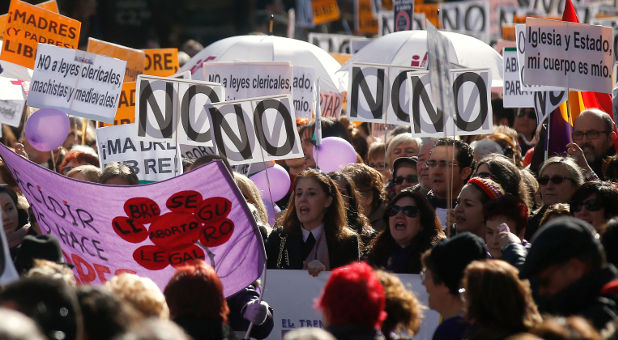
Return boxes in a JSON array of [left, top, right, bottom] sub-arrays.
[[520, 216, 618, 331], [426, 138, 474, 228], [570, 109, 617, 179]]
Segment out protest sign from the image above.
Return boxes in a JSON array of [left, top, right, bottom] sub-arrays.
[[427, 22, 456, 136], [0, 45, 33, 81], [293, 66, 315, 119], [88, 38, 145, 82], [0, 0, 80, 69], [591, 16, 618, 62], [0, 217, 19, 286], [387, 65, 424, 125], [97, 123, 182, 182], [0, 0, 58, 40], [136, 75, 224, 146], [98, 82, 136, 127], [207, 94, 303, 166], [415, 4, 440, 28], [408, 69, 493, 137], [202, 62, 292, 101], [439, 0, 491, 43], [502, 48, 534, 108], [142, 48, 179, 77], [26, 44, 126, 124], [308, 33, 371, 54], [533, 90, 567, 125], [0, 143, 266, 295], [312, 0, 341, 25], [394, 0, 414, 32], [356, 0, 379, 34], [489, 0, 518, 39], [262, 270, 440, 340], [0, 76, 26, 127], [515, 24, 564, 92], [523, 17, 613, 93], [378, 10, 426, 36], [320, 91, 345, 118]]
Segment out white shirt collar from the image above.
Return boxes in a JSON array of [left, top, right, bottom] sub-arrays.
[[301, 224, 324, 242]]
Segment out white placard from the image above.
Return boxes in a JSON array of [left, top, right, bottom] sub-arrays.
[[523, 18, 614, 93], [387, 65, 424, 125], [515, 24, 564, 92], [502, 48, 535, 108], [292, 66, 315, 119], [348, 63, 389, 123], [97, 123, 182, 182], [308, 33, 371, 54], [202, 62, 292, 101], [0, 77, 25, 127], [533, 90, 567, 126], [409, 69, 493, 137], [135, 75, 225, 146], [207, 94, 303, 166], [27, 44, 126, 123], [591, 16, 618, 63], [262, 270, 440, 340], [439, 0, 491, 43]]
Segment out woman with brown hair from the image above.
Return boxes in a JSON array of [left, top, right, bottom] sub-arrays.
[[265, 169, 360, 276], [462, 260, 542, 340], [366, 189, 444, 274]]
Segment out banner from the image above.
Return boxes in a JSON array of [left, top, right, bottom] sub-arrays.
[[308, 33, 371, 54], [207, 94, 303, 165], [262, 270, 440, 340], [0, 76, 26, 127], [96, 123, 182, 182], [409, 69, 493, 137], [88, 38, 145, 82], [98, 82, 136, 127], [0, 143, 266, 296], [26, 44, 126, 124], [439, 0, 490, 43], [502, 48, 534, 108], [293, 66, 315, 119], [142, 48, 179, 77], [1, 0, 80, 69], [135, 74, 224, 146], [523, 17, 613, 93], [394, 0, 414, 32], [0, 0, 58, 40]]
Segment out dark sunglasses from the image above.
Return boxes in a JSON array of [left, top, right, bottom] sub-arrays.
[[393, 175, 418, 185], [573, 198, 603, 212], [387, 205, 419, 218], [538, 175, 575, 186]]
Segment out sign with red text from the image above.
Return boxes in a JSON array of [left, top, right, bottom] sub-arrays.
[[0, 0, 58, 41]]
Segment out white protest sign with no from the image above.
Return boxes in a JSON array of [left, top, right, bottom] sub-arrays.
[[409, 69, 493, 137], [308, 33, 371, 53], [515, 24, 564, 93], [97, 123, 182, 182], [207, 95, 303, 166], [27, 44, 126, 123], [135, 75, 224, 146], [502, 48, 534, 108], [439, 0, 490, 43], [0, 77, 25, 127], [523, 18, 613, 93], [202, 62, 292, 101]]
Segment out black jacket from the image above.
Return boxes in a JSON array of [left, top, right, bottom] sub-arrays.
[[226, 283, 274, 339]]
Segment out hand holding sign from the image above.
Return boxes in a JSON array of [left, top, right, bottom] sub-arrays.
[[24, 108, 69, 152]]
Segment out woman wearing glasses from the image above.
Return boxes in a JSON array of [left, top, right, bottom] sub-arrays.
[[569, 181, 618, 232], [265, 169, 360, 276], [366, 189, 445, 274]]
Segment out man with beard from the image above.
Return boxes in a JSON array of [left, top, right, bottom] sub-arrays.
[[520, 217, 618, 332], [571, 109, 616, 179]]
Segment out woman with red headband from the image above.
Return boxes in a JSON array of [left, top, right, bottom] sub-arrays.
[[453, 177, 505, 238]]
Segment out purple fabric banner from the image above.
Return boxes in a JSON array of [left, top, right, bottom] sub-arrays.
[[0, 143, 265, 297]]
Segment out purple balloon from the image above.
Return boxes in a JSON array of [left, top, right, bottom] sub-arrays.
[[313, 137, 357, 173], [25, 108, 70, 152], [250, 164, 291, 202]]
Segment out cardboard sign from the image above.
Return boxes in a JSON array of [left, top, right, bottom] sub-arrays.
[[27, 44, 126, 123], [378, 10, 426, 36], [523, 17, 613, 93], [515, 24, 563, 92], [0, 143, 266, 295], [356, 0, 379, 34], [136, 75, 224, 146], [202, 62, 292, 101], [308, 33, 371, 54], [98, 82, 136, 127], [97, 123, 182, 182], [1, 0, 80, 69], [262, 270, 440, 340], [0, 76, 25, 127], [88, 38, 145, 82], [439, 0, 490, 43], [408, 69, 493, 137], [312, 0, 341, 25], [502, 48, 534, 108], [142, 48, 179, 77], [394, 0, 414, 31], [292, 66, 315, 119], [0, 0, 58, 40], [207, 94, 303, 165]]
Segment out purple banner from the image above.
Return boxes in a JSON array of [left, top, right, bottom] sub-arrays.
[[0, 143, 265, 296]]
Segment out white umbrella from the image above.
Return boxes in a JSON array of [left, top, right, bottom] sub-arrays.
[[178, 35, 345, 93], [337, 30, 504, 88]]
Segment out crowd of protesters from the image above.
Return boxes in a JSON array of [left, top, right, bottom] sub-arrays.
[[1, 94, 618, 340]]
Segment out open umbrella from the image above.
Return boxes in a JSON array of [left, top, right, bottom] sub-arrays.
[[337, 30, 504, 88], [179, 35, 345, 93]]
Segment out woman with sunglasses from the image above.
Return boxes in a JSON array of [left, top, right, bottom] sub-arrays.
[[265, 169, 360, 277], [570, 181, 618, 232], [366, 189, 445, 274], [391, 157, 419, 196]]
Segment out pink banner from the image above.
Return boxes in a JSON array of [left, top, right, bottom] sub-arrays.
[[0, 144, 265, 296]]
